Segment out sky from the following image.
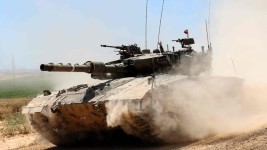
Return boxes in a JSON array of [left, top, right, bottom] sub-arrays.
[[0, 0, 210, 70], [1, 0, 267, 83]]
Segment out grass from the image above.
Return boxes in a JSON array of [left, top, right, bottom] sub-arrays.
[[0, 98, 32, 137], [0, 98, 29, 120], [0, 74, 55, 137], [0, 74, 54, 99], [2, 113, 31, 136], [0, 73, 87, 137]]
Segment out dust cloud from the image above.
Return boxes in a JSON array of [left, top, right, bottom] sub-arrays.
[[105, 0, 267, 144], [106, 78, 267, 144], [47, 72, 101, 90], [151, 78, 267, 143], [212, 0, 267, 83]]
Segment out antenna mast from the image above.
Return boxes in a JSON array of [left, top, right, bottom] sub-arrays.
[[205, 20, 210, 50], [157, 0, 165, 49], [208, 0, 211, 47], [205, 0, 212, 52], [231, 58, 237, 77], [145, 0, 149, 49]]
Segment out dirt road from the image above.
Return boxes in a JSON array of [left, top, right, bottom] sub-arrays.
[[1, 125, 265, 150]]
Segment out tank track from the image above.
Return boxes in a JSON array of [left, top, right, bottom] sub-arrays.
[[27, 104, 160, 145]]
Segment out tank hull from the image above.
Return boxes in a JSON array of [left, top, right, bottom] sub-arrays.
[[23, 75, 243, 145]]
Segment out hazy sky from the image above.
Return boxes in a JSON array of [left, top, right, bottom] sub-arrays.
[[1, 0, 266, 83], [0, 0, 210, 70]]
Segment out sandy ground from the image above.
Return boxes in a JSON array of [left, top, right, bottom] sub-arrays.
[[181, 126, 267, 150], [0, 133, 39, 150], [0, 125, 265, 150], [0, 120, 53, 150], [0, 120, 42, 150]]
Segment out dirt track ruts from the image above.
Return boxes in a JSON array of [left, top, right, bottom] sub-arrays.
[[13, 125, 267, 150]]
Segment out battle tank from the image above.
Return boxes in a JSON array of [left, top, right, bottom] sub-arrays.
[[23, 31, 242, 145]]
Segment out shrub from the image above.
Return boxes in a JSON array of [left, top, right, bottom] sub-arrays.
[[0, 99, 29, 120], [2, 113, 31, 136]]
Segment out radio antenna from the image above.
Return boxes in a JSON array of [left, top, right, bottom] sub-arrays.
[[231, 58, 237, 77], [157, 0, 165, 49], [145, 0, 149, 50], [205, 0, 212, 51], [208, 0, 212, 47], [205, 20, 210, 50]]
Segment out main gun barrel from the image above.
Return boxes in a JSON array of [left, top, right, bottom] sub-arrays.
[[40, 61, 126, 74], [40, 63, 92, 72]]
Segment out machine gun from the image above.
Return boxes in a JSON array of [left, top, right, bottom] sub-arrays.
[[172, 38, 195, 50], [101, 44, 142, 59]]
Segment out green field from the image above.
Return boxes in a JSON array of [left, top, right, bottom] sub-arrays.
[[0, 74, 54, 99], [0, 74, 56, 137]]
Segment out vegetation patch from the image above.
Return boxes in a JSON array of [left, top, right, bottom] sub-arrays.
[[0, 99, 32, 137], [2, 113, 31, 136], [0, 98, 29, 120], [0, 74, 54, 99], [0, 74, 55, 137]]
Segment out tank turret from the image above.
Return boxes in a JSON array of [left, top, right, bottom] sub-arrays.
[[40, 36, 212, 78]]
